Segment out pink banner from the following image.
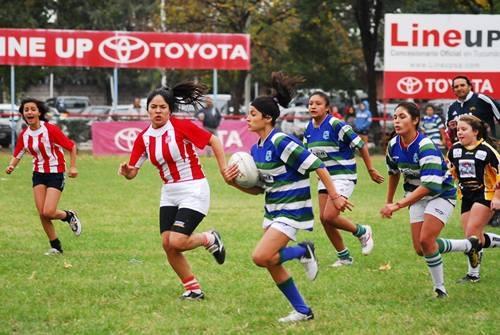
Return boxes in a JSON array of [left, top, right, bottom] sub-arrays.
[[0, 29, 250, 70], [91, 119, 258, 156]]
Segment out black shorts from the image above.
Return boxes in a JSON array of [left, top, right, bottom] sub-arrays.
[[32, 172, 65, 191], [461, 191, 491, 214], [159, 206, 205, 236]]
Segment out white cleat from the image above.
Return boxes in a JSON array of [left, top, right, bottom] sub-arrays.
[[278, 310, 314, 323], [299, 241, 318, 281], [359, 225, 374, 255], [331, 258, 354, 268], [44, 248, 62, 256], [67, 210, 82, 236]]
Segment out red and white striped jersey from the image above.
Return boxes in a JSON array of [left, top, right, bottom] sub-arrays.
[[13, 121, 75, 173], [129, 117, 212, 184]]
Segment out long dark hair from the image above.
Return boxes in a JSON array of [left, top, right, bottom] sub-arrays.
[[309, 91, 330, 107], [146, 81, 207, 113], [251, 72, 303, 126], [396, 101, 420, 129], [19, 98, 49, 122], [457, 114, 497, 147]]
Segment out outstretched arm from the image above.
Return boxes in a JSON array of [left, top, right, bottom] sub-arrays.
[[67, 144, 78, 178], [208, 135, 228, 180]]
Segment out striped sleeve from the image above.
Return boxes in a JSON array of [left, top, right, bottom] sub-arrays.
[[128, 132, 147, 168], [385, 138, 399, 175], [478, 93, 500, 120], [271, 133, 324, 175], [332, 118, 364, 150], [13, 130, 26, 159], [419, 138, 444, 193]]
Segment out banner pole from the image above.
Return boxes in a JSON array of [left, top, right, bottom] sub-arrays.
[[212, 69, 218, 102], [10, 65, 16, 152], [113, 67, 118, 109]]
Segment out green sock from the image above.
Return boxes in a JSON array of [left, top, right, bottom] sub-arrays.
[[337, 248, 352, 260], [353, 224, 366, 238]]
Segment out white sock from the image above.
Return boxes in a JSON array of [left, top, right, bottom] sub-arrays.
[[467, 249, 483, 277], [439, 238, 471, 253], [425, 252, 445, 291], [484, 232, 500, 248]]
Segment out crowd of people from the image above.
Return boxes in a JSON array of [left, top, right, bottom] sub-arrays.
[[4, 73, 499, 323]]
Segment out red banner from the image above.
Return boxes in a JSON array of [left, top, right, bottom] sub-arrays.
[[0, 29, 250, 70], [91, 120, 258, 156], [384, 71, 500, 99]]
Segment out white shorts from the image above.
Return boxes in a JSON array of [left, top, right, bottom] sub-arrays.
[[160, 178, 210, 215], [318, 178, 355, 198], [263, 221, 299, 241], [408, 197, 456, 225]]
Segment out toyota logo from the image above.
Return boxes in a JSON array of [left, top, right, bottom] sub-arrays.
[[99, 36, 149, 64], [114, 128, 142, 152], [396, 77, 423, 95]]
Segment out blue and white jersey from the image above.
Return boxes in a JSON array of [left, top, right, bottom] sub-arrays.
[[251, 128, 324, 230], [386, 132, 456, 200], [303, 115, 364, 181], [421, 114, 444, 148]]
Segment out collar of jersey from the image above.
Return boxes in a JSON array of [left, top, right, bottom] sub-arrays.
[[313, 114, 330, 129], [458, 91, 474, 105], [464, 138, 483, 151], [26, 121, 45, 136], [145, 120, 173, 136], [398, 131, 420, 150], [258, 127, 276, 147]]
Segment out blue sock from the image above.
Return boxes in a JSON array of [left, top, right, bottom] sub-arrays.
[[277, 277, 310, 314], [353, 224, 366, 238], [279, 245, 306, 264]]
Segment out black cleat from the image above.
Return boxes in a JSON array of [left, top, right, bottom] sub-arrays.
[[206, 230, 226, 265], [435, 288, 448, 298], [180, 290, 205, 301], [456, 274, 480, 284], [466, 236, 482, 268]]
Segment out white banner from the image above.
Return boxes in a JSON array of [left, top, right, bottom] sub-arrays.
[[384, 14, 500, 72]]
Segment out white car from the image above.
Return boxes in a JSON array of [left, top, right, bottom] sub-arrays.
[[0, 104, 21, 148], [277, 106, 311, 140]]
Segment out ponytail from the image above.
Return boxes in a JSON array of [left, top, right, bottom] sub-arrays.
[[146, 81, 208, 113]]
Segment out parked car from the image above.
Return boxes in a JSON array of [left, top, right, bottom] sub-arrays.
[[277, 106, 311, 140], [78, 105, 112, 121], [109, 104, 146, 121], [46, 96, 90, 114], [0, 104, 21, 148]]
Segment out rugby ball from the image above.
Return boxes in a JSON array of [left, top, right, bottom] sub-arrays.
[[228, 152, 259, 188]]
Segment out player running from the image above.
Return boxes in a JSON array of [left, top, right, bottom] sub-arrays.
[[119, 83, 227, 300], [223, 72, 352, 323], [5, 98, 81, 255], [304, 91, 384, 267]]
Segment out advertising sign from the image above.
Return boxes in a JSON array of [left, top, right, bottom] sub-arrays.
[[91, 120, 258, 156], [384, 14, 500, 99], [0, 29, 250, 70]]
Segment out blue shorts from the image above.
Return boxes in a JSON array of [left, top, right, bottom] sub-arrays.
[[32, 172, 65, 191]]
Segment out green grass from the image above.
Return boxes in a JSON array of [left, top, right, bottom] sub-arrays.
[[0, 152, 499, 334]]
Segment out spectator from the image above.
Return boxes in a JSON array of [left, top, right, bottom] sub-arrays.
[[344, 105, 356, 128], [354, 101, 372, 143], [446, 75, 500, 140], [128, 97, 147, 120], [197, 97, 222, 156], [329, 105, 343, 119]]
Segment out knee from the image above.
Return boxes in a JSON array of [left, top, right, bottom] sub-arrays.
[[169, 236, 188, 251], [321, 211, 339, 225], [252, 251, 270, 268], [42, 208, 56, 219], [419, 236, 435, 254]]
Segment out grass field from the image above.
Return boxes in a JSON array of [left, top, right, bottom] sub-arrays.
[[0, 152, 499, 334]]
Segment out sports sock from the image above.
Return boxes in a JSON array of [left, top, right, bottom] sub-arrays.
[[277, 277, 310, 314], [202, 232, 215, 248], [424, 251, 445, 291], [62, 210, 73, 223], [483, 232, 500, 248], [467, 249, 483, 277], [50, 238, 63, 252], [182, 275, 202, 294], [337, 248, 352, 260], [352, 224, 366, 238], [279, 245, 306, 263], [437, 238, 470, 253]]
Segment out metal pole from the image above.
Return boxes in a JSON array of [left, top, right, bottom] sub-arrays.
[[49, 73, 54, 98], [10, 65, 16, 152], [244, 72, 251, 113], [160, 0, 167, 86], [254, 81, 259, 98], [212, 68, 218, 101], [113, 67, 118, 109]]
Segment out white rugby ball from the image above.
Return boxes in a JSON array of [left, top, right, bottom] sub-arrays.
[[228, 152, 259, 188]]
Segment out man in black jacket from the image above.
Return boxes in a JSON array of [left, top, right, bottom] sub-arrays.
[[197, 97, 222, 156], [446, 76, 499, 140]]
